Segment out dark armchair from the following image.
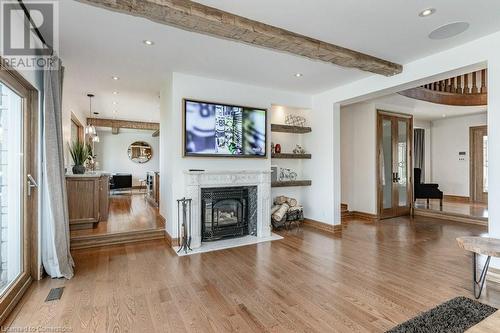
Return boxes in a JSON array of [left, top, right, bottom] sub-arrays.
[[414, 168, 443, 207]]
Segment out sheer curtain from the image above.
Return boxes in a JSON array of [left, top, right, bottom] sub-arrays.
[[414, 128, 425, 182], [41, 56, 74, 279]]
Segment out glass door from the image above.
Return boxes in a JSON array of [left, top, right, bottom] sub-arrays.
[[378, 111, 412, 219], [0, 71, 37, 323], [0, 82, 23, 296]]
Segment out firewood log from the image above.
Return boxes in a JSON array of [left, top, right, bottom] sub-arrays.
[[286, 198, 297, 207], [271, 205, 280, 215], [272, 203, 290, 222], [274, 196, 288, 205], [288, 205, 303, 212]]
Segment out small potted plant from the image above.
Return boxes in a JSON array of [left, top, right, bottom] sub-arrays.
[[69, 141, 88, 174]]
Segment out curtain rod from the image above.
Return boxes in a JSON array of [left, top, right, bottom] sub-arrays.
[[17, 0, 54, 56]]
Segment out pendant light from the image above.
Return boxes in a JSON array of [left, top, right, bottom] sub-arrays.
[[85, 93, 96, 136], [92, 112, 100, 142]]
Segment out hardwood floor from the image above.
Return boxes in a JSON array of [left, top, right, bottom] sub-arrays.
[[5, 216, 500, 332], [71, 192, 164, 237], [414, 198, 488, 219]]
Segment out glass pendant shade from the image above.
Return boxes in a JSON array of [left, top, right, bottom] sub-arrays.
[[92, 135, 100, 143], [85, 124, 96, 136], [86, 93, 96, 137]]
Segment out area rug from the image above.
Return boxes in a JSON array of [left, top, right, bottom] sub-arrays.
[[386, 297, 497, 333]]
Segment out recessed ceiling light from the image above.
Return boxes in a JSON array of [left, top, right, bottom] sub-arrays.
[[429, 22, 470, 40], [419, 8, 436, 17], [442, 114, 447, 118], [112, 91, 118, 95], [112, 76, 120, 81], [113, 101, 118, 105], [143, 40, 155, 46], [294, 73, 303, 78]]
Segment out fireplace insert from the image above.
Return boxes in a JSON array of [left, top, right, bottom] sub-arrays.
[[201, 187, 249, 241]]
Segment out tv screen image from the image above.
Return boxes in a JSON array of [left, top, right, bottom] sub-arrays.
[[184, 100, 266, 157]]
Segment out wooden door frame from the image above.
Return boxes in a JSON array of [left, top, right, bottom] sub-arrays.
[[376, 110, 413, 219], [71, 112, 84, 144], [469, 125, 488, 204], [0, 59, 39, 323]]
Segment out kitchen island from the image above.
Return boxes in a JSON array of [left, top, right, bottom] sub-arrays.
[[66, 172, 110, 230]]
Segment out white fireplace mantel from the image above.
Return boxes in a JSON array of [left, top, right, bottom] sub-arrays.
[[184, 170, 272, 249]]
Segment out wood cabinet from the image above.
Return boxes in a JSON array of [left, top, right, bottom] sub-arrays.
[[100, 175, 110, 221], [66, 174, 110, 230]]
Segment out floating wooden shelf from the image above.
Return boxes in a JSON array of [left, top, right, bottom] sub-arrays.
[[271, 124, 312, 134], [271, 180, 312, 188], [271, 153, 311, 159]]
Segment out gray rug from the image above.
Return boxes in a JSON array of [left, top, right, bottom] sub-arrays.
[[386, 297, 497, 333]]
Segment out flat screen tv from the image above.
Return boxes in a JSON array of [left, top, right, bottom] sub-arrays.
[[184, 99, 267, 157]]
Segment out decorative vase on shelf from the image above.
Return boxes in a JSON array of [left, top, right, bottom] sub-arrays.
[[275, 144, 281, 154], [72, 165, 86, 174]]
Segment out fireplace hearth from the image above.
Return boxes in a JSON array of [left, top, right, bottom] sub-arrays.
[[201, 187, 255, 241]]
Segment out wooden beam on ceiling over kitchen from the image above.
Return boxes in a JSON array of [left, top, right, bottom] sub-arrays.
[[88, 118, 159, 131], [76, 0, 402, 76]]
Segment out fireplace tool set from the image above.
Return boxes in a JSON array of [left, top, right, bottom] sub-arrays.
[[177, 197, 193, 254]]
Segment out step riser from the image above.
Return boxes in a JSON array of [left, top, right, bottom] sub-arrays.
[[71, 230, 166, 250]]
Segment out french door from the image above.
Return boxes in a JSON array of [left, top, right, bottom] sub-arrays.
[[470, 126, 488, 204], [377, 111, 412, 219], [0, 68, 38, 323]]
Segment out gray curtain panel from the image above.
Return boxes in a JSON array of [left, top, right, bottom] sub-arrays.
[[414, 128, 425, 182], [41, 56, 74, 279]]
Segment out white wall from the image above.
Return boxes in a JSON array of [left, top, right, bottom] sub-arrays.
[[160, 73, 311, 237], [340, 102, 377, 214], [94, 130, 159, 186], [270, 105, 311, 205], [431, 113, 487, 197], [308, 29, 500, 269], [488, 55, 500, 269]]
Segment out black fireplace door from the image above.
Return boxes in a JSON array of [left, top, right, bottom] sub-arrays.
[[202, 188, 249, 241]]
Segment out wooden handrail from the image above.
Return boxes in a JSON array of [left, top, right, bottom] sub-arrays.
[[398, 69, 487, 106]]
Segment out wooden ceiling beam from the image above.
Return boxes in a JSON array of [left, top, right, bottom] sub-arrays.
[[88, 118, 159, 131], [75, 0, 402, 76]]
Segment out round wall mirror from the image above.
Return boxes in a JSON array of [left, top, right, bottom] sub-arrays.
[[128, 141, 152, 163]]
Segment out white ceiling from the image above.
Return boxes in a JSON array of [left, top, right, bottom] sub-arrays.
[[370, 93, 487, 121], [59, 0, 500, 122]]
